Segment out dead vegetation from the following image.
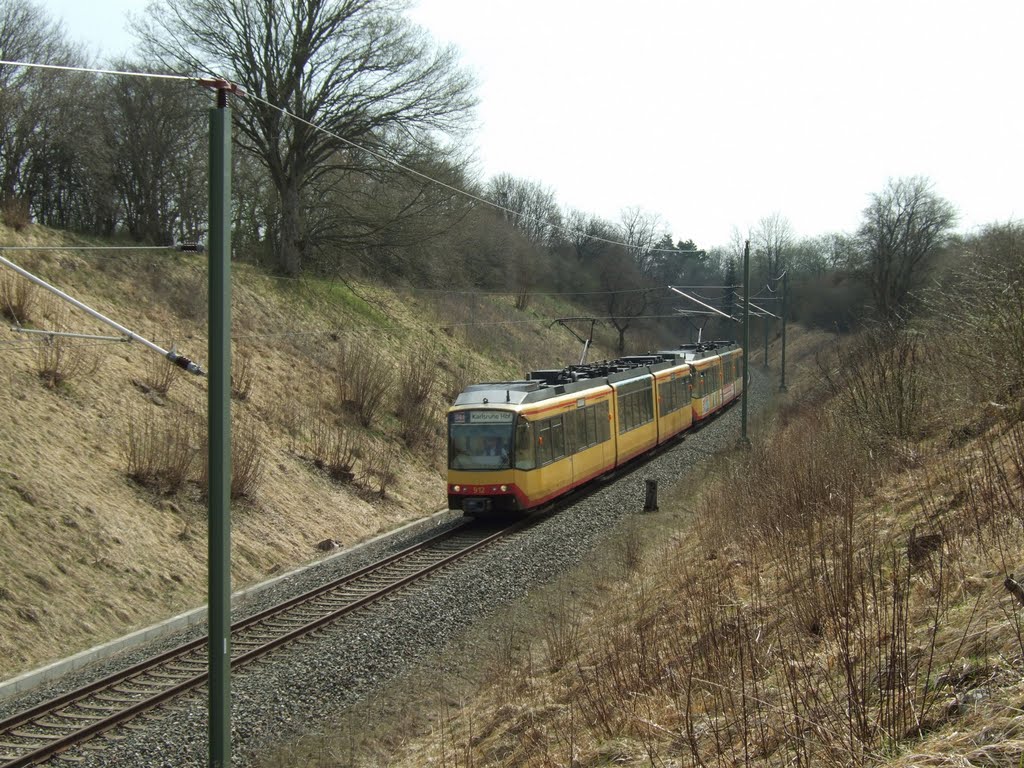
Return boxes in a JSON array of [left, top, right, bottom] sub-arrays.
[[293, 224, 1024, 768], [0, 267, 34, 324], [0, 223, 596, 680]]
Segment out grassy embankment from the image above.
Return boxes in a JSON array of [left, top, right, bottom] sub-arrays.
[[270, 303, 1024, 766], [0, 222, 611, 680]]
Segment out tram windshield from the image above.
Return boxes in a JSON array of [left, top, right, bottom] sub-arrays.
[[448, 410, 515, 470]]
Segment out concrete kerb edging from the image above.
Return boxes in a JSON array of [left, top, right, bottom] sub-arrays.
[[0, 507, 457, 702]]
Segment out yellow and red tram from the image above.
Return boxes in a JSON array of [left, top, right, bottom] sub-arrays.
[[446, 341, 742, 515]]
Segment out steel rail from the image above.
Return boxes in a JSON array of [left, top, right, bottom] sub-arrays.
[[0, 518, 523, 767]]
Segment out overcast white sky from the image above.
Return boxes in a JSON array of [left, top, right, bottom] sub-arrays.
[[40, 0, 1023, 249]]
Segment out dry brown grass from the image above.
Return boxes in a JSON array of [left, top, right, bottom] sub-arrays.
[[301, 323, 1024, 768], [0, 222, 616, 681]]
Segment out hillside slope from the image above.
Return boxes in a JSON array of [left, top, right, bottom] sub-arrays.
[[290, 325, 1024, 767], [0, 223, 607, 679]]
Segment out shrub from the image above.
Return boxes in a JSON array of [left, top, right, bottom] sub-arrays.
[[395, 350, 438, 448], [123, 405, 198, 494], [335, 337, 393, 428], [0, 269, 35, 325], [1, 197, 30, 231], [198, 410, 266, 500], [439, 358, 473, 404], [359, 438, 397, 499], [305, 403, 358, 482], [541, 596, 583, 672], [229, 414, 265, 499], [35, 334, 101, 390], [231, 346, 255, 401], [956, 222, 1024, 401], [820, 323, 932, 444], [139, 355, 177, 397]]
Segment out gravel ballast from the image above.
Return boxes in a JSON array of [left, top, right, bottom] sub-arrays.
[[7, 371, 774, 768]]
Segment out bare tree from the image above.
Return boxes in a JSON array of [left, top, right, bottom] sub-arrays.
[[137, 0, 476, 276], [752, 212, 793, 282], [597, 248, 651, 354], [619, 207, 666, 277], [565, 208, 616, 265], [304, 135, 476, 275], [100, 64, 207, 243], [486, 173, 562, 250], [0, 0, 81, 210], [857, 176, 957, 318], [718, 226, 750, 325]]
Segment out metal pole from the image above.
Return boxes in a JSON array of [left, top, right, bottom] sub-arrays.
[[780, 271, 789, 392], [740, 240, 750, 445], [208, 87, 233, 768], [763, 315, 769, 367]]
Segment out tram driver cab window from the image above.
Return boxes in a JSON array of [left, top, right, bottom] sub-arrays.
[[484, 436, 509, 459], [514, 419, 536, 470]]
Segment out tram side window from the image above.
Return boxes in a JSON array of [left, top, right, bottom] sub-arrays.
[[515, 419, 535, 470], [598, 401, 611, 441], [551, 416, 566, 460], [662, 376, 689, 416], [536, 421, 552, 466], [618, 387, 654, 434], [619, 393, 632, 434], [562, 411, 576, 455], [576, 407, 587, 449], [587, 405, 598, 446]]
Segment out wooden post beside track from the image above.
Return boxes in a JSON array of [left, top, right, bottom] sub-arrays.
[[643, 479, 659, 512]]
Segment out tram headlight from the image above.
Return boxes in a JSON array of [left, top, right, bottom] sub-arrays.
[[453, 485, 461, 492], [500, 485, 508, 492]]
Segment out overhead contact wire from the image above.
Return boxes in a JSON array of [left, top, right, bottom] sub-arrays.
[[0, 59, 196, 81]]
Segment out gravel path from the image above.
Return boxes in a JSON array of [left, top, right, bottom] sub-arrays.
[[9, 370, 773, 768]]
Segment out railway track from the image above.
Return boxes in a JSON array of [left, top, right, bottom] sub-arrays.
[[0, 517, 526, 767]]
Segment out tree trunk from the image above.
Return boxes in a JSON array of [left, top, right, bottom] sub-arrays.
[[278, 177, 303, 276]]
